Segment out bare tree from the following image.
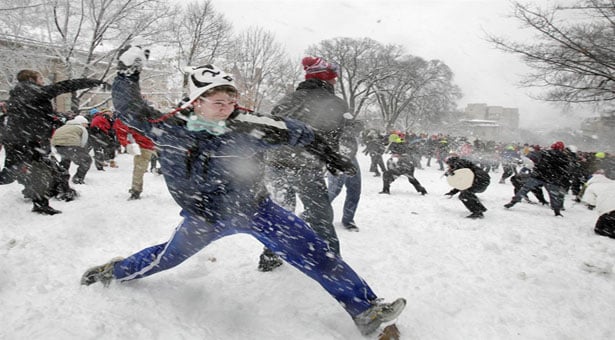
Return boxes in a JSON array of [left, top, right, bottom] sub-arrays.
[[486, 0, 615, 108], [0, 0, 172, 110], [308, 37, 404, 119], [168, 0, 233, 93], [0, 1, 44, 35], [227, 26, 290, 111], [374, 56, 461, 131]]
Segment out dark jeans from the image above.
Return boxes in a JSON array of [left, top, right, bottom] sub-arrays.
[[1, 141, 55, 207], [511, 173, 547, 204], [382, 159, 426, 194], [268, 164, 339, 254], [514, 177, 565, 212], [327, 157, 361, 225], [458, 180, 489, 213], [90, 133, 116, 169], [54, 145, 92, 181], [500, 163, 517, 182], [369, 153, 386, 174]]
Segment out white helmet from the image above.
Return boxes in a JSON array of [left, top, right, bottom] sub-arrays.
[[182, 65, 236, 109]]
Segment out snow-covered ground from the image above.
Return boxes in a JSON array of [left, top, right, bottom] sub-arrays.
[[1, 150, 614, 339]]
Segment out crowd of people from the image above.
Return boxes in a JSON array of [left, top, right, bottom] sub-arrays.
[[1, 45, 615, 336], [0, 70, 163, 215], [360, 128, 614, 233]]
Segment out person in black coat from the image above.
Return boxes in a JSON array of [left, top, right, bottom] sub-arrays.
[[0, 69, 102, 214], [504, 141, 571, 216], [379, 134, 427, 196], [444, 155, 491, 218], [262, 56, 351, 271], [362, 130, 386, 176]]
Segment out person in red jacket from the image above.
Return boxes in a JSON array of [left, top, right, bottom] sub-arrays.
[[113, 118, 157, 199], [89, 108, 119, 170]]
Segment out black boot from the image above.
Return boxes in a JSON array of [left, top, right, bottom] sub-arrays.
[[466, 211, 484, 219], [128, 189, 141, 200], [379, 188, 390, 194], [258, 248, 283, 272], [504, 199, 519, 209], [57, 188, 77, 202], [32, 203, 61, 215], [72, 177, 85, 184]]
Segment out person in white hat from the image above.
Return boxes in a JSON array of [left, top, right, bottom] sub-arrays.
[[81, 45, 405, 336], [51, 115, 92, 188]]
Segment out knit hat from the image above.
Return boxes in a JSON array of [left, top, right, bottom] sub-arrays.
[[302, 56, 338, 81], [550, 141, 565, 150], [181, 65, 237, 109], [388, 133, 403, 144], [89, 108, 99, 116], [595, 151, 606, 159]]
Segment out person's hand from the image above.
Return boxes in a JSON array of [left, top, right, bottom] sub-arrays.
[[326, 153, 357, 176], [117, 45, 150, 76]]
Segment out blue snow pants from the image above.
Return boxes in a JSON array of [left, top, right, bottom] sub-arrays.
[[327, 157, 362, 226], [112, 197, 376, 317]]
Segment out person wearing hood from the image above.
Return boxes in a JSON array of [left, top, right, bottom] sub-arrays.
[[81, 45, 405, 336], [51, 115, 92, 187], [0, 69, 102, 215], [581, 172, 615, 239]]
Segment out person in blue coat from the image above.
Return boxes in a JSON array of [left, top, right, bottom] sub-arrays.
[[80, 45, 405, 336]]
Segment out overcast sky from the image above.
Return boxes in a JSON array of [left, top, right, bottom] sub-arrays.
[[211, 0, 588, 130]]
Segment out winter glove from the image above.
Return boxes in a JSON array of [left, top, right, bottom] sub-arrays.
[[117, 45, 150, 76], [325, 153, 357, 176], [227, 112, 290, 144], [305, 133, 357, 176], [445, 189, 459, 197]]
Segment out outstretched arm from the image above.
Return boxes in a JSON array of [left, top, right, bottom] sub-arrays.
[[228, 111, 355, 175], [41, 78, 103, 100]]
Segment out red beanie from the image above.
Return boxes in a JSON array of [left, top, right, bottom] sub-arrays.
[[302, 56, 338, 81], [550, 141, 565, 150]]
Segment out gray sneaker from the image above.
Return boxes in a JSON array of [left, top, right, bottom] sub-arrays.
[[353, 298, 406, 335], [81, 257, 123, 287]]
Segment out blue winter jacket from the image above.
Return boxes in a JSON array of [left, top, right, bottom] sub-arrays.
[[112, 74, 315, 222]]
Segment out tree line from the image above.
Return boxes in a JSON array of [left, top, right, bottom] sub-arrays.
[[1, 0, 613, 132]]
